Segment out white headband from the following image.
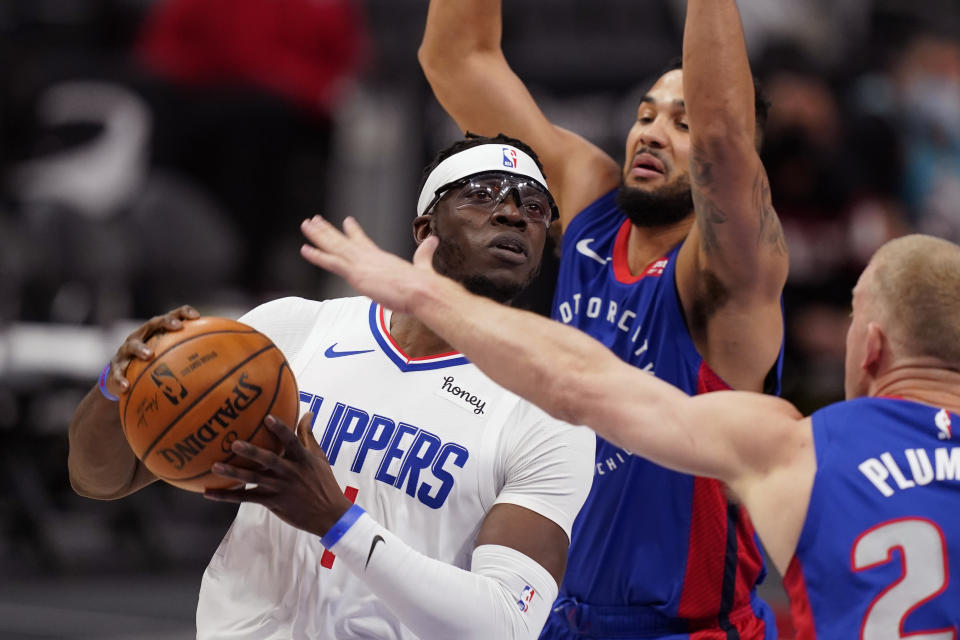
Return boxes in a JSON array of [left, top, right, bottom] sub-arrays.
[[416, 144, 549, 217]]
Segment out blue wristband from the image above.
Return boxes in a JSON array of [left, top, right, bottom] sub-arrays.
[[98, 363, 120, 402], [321, 504, 365, 549]]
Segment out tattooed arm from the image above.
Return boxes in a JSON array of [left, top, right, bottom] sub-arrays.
[[674, 0, 788, 392]]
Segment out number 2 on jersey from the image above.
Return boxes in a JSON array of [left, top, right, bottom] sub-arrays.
[[852, 517, 954, 639]]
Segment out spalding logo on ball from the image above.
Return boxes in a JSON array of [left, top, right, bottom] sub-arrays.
[[119, 317, 299, 492]]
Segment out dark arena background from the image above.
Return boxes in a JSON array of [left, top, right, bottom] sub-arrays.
[[1, 0, 959, 637]]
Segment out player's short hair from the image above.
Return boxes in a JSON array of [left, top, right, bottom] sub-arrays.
[[869, 234, 960, 366], [655, 57, 771, 146], [418, 132, 549, 199]]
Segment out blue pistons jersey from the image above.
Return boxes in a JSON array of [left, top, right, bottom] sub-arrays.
[[784, 398, 960, 638], [544, 190, 781, 639]]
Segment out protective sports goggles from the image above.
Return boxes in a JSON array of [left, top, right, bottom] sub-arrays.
[[425, 172, 558, 227]]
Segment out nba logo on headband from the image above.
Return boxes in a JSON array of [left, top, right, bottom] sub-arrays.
[[416, 142, 553, 217]]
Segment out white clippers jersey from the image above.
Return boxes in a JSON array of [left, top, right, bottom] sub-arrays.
[[196, 296, 595, 640]]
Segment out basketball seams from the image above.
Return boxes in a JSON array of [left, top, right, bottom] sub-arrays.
[[136, 343, 277, 461], [121, 330, 270, 444], [116, 316, 299, 493], [160, 361, 297, 483], [120, 327, 262, 428]]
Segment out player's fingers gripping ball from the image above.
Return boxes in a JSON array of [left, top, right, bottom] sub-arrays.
[[119, 317, 299, 492]]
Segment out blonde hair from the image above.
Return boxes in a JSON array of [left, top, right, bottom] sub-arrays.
[[869, 234, 960, 366]]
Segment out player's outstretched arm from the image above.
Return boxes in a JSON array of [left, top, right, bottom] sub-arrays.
[[418, 0, 619, 228], [302, 216, 814, 571], [67, 306, 198, 499], [207, 413, 586, 640], [301, 217, 801, 481], [674, 0, 789, 391]]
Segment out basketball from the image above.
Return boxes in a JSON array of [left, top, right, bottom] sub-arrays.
[[119, 316, 299, 493]]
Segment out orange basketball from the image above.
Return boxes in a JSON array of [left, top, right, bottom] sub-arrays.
[[119, 316, 299, 493]]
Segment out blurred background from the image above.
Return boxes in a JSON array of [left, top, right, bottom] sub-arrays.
[[1, 0, 959, 637]]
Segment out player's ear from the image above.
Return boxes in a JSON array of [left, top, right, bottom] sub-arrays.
[[862, 322, 885, 375], [413, 213, 434, 245]]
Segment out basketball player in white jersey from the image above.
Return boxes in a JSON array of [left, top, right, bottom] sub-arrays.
[[67, 134, 595, 640]]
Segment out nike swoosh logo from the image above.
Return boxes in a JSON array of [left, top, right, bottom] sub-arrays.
[[325, 343, 375, 359], [575, 238, 610, 266], [365, 534, 385, 569]]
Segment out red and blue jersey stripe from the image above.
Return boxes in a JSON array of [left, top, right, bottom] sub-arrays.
[[544, 190, 782, 639]]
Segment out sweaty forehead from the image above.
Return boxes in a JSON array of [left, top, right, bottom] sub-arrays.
[[641, 70, 686, 110]]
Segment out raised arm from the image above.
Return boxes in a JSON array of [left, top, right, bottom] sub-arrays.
[[301, 216, 814, 570], [674, 0, 789, 391], [418, 0, 619, 228], [67, 307, 199, 499]]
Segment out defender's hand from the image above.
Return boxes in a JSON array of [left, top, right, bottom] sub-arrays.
[[300, 215, 441, 314], [204, 413, 354, 537]]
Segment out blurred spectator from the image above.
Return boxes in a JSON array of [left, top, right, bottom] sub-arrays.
[[0, 0, 369, 323], [132, 0, 369, 299], [4, 79, 244, 324], [0, 0, 371, 583], [888, 32, 960, 242], [757, 53, 909, 411], [136, 0, 366, 116]]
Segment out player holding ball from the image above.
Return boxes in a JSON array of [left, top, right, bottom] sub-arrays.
[[68, 134, 595, 640], [113, 314, 300, 493]]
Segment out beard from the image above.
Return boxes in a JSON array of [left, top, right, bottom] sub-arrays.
[[615, 174, 694, 228], [430, 225, 540, 305]]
